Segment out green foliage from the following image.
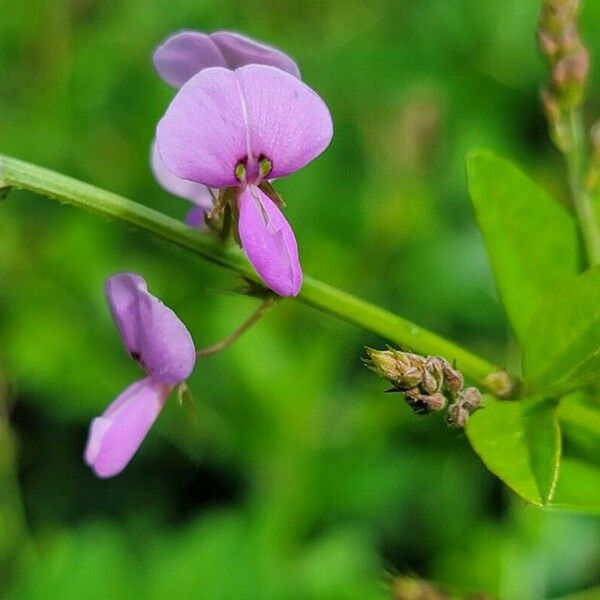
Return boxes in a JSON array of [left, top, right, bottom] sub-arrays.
[[466, 397, 561, 507], [524, 265, 600, 392], [466, 150, 600, 519], [467, 151, 580, 343]]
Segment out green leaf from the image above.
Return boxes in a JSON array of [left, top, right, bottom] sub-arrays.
[[558, 393, 600, 467], [549, 457, 600, 514], [466, 397, 561, 506], [467, 151, 579, 343], [523, 265, 600, 391]]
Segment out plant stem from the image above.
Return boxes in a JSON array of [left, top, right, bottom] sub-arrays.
[[566, 109, 600, 266], [197, 297, 276, 359], [0, 154, 510, 394]]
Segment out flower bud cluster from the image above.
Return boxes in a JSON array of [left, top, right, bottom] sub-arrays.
[[364, 348, 481, 427], [538, 0, 589, 148]]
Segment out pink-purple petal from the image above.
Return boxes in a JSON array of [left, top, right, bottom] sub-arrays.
[[105, 273, 196, 384], [151, 143, 214, 209], [236, 65, 333, 179], [105, 272, 147, 356], [238, 185, 302, 297], [156, 67, 246, 189], [156, 65, 332, 189], [84, 378, 170, 478], [210, 31, 300, 78], [185, 206, 207, 229], [153, 31, 300, 90], [135, 284, 196, 384], [153, 31, 227, 89]]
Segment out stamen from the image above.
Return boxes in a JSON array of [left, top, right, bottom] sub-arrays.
[[235, 161, 247, 182], [258, 155, 272, 178]]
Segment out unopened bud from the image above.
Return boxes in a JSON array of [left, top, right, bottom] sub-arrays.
[[405, 389, 446, 414], [422, 356, 445, 394], [441, 362, 464, 396], [538, 30, 559, 57], [423, 392, 447, 411], [404, 388, 430, 415], [458, 387, 482, 412], [552, 48, 589, 87], [364, 348, 424, 390], [482, 369, 515, 399], [447, 402, 470, 428]]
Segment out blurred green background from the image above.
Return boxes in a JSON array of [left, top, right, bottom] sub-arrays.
[[1, 0, 600, 598]]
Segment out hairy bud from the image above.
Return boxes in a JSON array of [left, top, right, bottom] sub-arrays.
[[447, 402, 470, 428], [405, 389, 447, 414], [441, 361, 464, 396], [458, 387, 482, 412], [447, 387, 482, 428], [422, 356, 445, 394], [364, 348, 424, 390], [364, 347, 489, 427]]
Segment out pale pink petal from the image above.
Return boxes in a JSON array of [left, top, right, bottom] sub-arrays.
[[84, 378, 170, 478], [136, 284, 196, 383], [153, 31, 300, 89], [156, 67, 246, 189], [238, 185, 302, 297], [105, 272, 147, 355], [153, 31, 227, 88], [156, 65, 332, 188], [151, 143, 214, 209], [185, 206, 206, 229], [210, 31, 300, 78], [236, 65, 333, 179]]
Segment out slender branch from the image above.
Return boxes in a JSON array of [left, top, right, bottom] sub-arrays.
[[566, 109, 600, 266], [197, 297, 276, 358], [0, 154, 511, 394]]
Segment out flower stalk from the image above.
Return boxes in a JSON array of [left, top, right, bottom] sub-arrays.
[[196, 297, 277, 359], [538, 0, 600, 266], [0, 153, 513, 396]]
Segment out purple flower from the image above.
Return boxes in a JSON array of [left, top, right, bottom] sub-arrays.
[[151, 31, 301, 229], [156, 64, 333, 296], [84, 273, 195, 478]]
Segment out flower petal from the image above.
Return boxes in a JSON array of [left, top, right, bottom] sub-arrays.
[[185, 206, 207, 229], [156, 65, 332, 188], [84, 378, 169, 478], [153, 31, 227, 89], [153, 31, 300, 89], [106, 273, 196, 384], [151, 143, 214, 209], [105, 272, 147, 355], [238, 185, 302, 297], [236, 65, 333, 179], [156, 67, 246, 189], [210, 31, 300, 78]]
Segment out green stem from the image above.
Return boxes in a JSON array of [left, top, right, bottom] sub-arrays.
[[197, 297, 276, 359], [0, 154, 510, 394], [566, 109, 600, 266]]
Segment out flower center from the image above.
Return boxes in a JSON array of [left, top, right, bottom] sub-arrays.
[[235, 154, 272, 185]]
